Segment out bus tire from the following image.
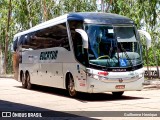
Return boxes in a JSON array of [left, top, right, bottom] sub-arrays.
[[26, 72, 32, 89], [67, 74, 77, 97], [112, 91, 124, 98], [21, 72, 27, 88]]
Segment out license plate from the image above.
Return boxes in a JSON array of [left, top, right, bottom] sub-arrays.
[[115, 85, 125, 89]]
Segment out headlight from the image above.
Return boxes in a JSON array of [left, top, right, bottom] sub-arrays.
[[88, 71, 109, 80], [139, 73, 143, 78], [92, 74, 99, 80]]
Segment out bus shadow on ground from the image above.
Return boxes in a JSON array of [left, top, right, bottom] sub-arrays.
[[15, 85, 149, 102], [0, 100, 98, 120], [76, 93, 149, 102]]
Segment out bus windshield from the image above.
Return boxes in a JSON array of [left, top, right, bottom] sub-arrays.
[[85, 24, 142, 68]]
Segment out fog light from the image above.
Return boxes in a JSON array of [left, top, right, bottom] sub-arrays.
[[93, 74, 99, 80]]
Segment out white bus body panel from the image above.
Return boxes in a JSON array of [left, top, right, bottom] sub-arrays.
[[63, 63, 88, 92], [86, 68, 144, 93], [19, 47, 76, 89], [19, 46, 144, 93]]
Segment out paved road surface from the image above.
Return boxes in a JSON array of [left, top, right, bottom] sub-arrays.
[[0, 78, 160, 120]]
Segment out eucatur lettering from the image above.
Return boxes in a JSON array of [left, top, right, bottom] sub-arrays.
[[40, 50, 58, 60]]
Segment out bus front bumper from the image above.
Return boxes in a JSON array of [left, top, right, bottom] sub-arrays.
[[87, 76, 144, 93]]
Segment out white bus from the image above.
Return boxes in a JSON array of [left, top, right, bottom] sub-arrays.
[[13, 12, 151, 97]]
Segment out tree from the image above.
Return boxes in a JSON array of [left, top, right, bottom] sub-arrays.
[[0, 0, 159, 74], [0, 0, 98, 74], [106, 0, 113, 12], [110, 0, 160, 66], [3, 0, 12, 74]]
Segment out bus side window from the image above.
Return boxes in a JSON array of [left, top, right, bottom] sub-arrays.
[[24, 23, 71, 51], [73, 33, 85, 64]]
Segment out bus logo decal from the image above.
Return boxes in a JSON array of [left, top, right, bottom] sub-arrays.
[[40, 50, 58, 60]]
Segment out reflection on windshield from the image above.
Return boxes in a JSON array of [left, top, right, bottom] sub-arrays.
[[85, 24, 142, 68]]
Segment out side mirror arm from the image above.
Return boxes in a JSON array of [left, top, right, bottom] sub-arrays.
[[75, 29, 88, 49]]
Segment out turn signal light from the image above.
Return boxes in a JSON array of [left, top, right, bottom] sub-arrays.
[[98, 71, 109, 76]]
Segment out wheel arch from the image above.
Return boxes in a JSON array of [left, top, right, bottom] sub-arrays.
[[20, 70, 24, 82], [65, 72, 73, 89], [25, 70, 29, 76]]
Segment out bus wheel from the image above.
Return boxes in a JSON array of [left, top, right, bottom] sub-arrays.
[[26, 73, 32, 89], [112, 91, 124, 98], [67, 75, 77, 97], [21, 72, 27, 88]]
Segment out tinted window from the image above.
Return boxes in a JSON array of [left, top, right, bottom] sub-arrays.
[[20, 23, 70, 50], [68, 20, 86, 65]]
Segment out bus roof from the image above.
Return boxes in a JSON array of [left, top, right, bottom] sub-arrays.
[[68, 12, 134, 24], [13, 12, 134, 40]]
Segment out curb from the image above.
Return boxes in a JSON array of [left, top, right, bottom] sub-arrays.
[[143, 85, 160, 89], [143, 80, 160, 89], [143, 80, 160, 85], [0, 74, 14, 78]]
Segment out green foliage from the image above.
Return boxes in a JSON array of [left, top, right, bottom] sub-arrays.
[[111, 0, 160, 67], [62, 0, 97, 13], [0, 0, 160, 73], [0, 0, 8, 34], [0, 0, 97, 73]]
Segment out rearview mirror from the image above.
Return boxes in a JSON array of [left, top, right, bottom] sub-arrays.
[[75, 29, 88, 49], [138, 30, 151, 49]]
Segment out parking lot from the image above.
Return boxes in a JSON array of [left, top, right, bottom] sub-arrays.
[[0, 78, 160, 120]]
